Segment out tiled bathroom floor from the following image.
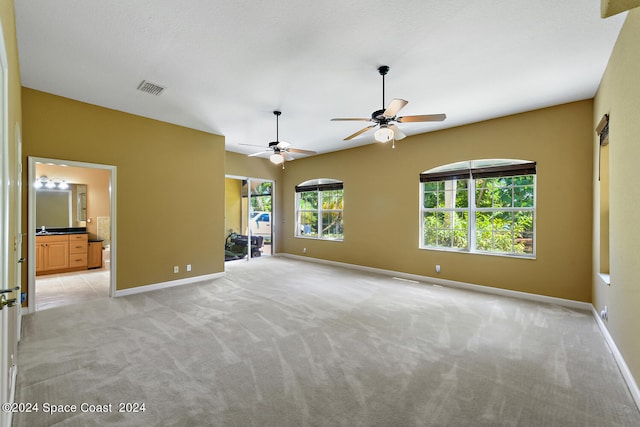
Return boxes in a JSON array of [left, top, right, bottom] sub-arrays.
[[35, 267, 110, 311]]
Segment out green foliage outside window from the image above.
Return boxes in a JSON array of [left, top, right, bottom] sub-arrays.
[[475, 176, 534, 209], [249, 181, 272, 213], [475, 210, 534, 254], [423, 211, 469, 249], [297, 188, 344, 240], [422, 179, 469, 249], [422, 175, 534, 255]]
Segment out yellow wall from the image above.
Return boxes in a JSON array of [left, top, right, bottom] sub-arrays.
[[281, 101, 594, 302], [225, 178, 242, 234], [594, 9, 640, 390], [21, 88, 226, 290], [225, 151, 283, 182]]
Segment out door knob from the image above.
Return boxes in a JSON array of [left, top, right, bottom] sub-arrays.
[[0, 294, 18, 310]]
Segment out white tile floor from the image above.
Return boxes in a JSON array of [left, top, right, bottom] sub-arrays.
[[35, 266, 110, 311]]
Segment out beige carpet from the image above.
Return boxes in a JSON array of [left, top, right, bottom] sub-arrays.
[[14, 257, 640, 426]]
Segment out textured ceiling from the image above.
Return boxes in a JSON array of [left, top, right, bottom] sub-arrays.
[[14, 0, 626, 158]]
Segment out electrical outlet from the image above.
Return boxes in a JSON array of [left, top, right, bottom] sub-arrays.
[[435, 264, 441, 273], [600, 305, 608, 321], [303, 247, 307, 254], [173, 266, 179, 274], [186, 264, 192, 272]]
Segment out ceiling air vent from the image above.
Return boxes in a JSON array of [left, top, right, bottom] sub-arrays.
[[137, 80, 165, 96]]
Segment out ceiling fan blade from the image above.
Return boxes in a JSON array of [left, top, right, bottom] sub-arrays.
[[389, 124, 406, 140], [344, 124, 377, 141], [240, 143, 269, 148], [383, 99, 408, 118], [282, 151, 294, 161], [248, 150, 268, 157], [287, 148, 317, 155], [397, 113, 447, 123], [330, 118, 371, 122], [277, 141, 291, 149]]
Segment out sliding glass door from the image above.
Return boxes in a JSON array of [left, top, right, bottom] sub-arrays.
[[224, 176, 273, 261]]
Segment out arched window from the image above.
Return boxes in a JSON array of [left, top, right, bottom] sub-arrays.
[[295, 179, 344, 241], [420, 159, 536, 256]]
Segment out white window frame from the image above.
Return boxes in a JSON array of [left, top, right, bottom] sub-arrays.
[[295, 179, 344, 241], [420, 160, 536, 258]]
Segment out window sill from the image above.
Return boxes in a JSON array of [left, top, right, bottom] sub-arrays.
[[295, 235, 343, 242], [598, 273, 611, 286], [419, 246, 536, 260]]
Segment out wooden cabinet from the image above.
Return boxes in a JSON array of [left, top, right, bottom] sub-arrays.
[[36, 234, 70, 273], [88, 241, 103, 269], [35, 240, 45, 273], [36, 233, 89, 275], [69, 234, 88, 269]]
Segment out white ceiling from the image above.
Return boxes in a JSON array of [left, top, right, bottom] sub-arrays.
[[14, 0, 626, 158]]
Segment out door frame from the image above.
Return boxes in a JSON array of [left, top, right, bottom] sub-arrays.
[[13, 122, 22, 345], [27, 157, 117, 313]]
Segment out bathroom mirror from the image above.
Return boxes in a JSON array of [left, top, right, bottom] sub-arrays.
[[36, 183, 87, 228]]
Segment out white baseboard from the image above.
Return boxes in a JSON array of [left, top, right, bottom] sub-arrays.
[[114, 272, 225, 297], [279, 253, 591, 311], [592, 306, 640, 412]]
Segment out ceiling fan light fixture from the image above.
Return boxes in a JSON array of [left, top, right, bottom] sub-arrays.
[[374, 126, 394, 143], [270, 153, 285, 164]]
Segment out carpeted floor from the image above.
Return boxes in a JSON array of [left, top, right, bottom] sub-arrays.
[[14, 257, 640, 426]]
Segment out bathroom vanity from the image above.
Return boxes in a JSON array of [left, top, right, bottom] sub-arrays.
[[35, 228, 101, 275]]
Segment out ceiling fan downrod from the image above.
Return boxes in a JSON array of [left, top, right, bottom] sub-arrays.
[[274, 110, 281, 141], [378, 65, 389, 109]]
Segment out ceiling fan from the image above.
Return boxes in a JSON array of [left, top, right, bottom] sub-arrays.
[[245, 111, 317, 168], [331, 65, 446, 147]]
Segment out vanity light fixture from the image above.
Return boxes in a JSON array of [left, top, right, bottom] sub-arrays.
[[34, 175, 70, 190]]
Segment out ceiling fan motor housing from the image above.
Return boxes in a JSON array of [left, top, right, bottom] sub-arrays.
[[372, 109, 390, 122], [268, 141, 281, 151]]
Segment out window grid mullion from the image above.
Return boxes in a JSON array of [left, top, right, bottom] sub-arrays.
[[318, 191, 323, 237], [469, 178, 476, 252]]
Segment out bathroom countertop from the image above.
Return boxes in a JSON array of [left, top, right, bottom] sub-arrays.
[[36, 227, 88, 236]]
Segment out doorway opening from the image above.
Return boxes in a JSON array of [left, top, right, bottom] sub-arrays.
[[28, 157, 116, 313], [225, 176, 274, 262]]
